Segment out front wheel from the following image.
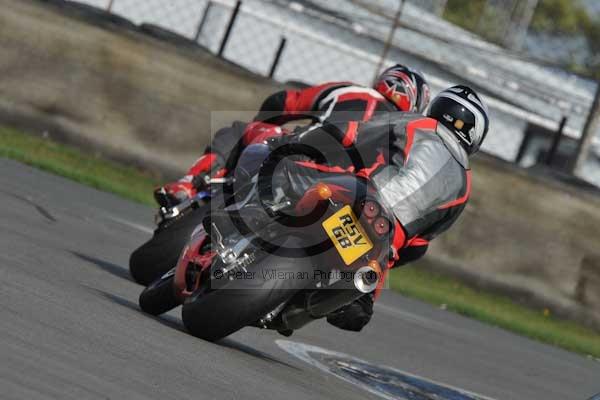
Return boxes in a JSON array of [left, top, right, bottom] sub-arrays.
[[139, 274, 181, 316], [130, 203, 209, 285]]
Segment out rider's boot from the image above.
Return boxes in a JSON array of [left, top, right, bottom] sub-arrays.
[[154, 182, 196, 208], [326, 293, 374, 332]]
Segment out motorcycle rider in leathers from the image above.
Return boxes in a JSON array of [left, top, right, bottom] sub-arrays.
[[155, 64, 429, 206], [154, 65, 490, 332]]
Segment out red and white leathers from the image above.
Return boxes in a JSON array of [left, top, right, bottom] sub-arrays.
[[156, 82, 397, 206]]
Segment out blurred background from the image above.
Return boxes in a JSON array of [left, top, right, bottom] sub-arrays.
[[66, 0, 600, 185], [1, 0, 599, 330]]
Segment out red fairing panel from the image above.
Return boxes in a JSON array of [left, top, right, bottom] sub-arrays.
[[174, 231, 215, 298]]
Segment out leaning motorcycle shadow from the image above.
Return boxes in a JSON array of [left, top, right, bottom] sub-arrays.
[[218, 338, 301, 370], [91, 287, 299, 369], [89, 287, 185, 332], [71, 251, 134, 282]]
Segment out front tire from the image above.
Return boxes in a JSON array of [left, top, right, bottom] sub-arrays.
[[130, 203, 209, 285]]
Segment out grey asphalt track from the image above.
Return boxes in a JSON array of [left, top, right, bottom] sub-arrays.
[[1, 157, 599, 400]]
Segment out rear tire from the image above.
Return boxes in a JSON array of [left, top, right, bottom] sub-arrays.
[[181, 237, 313, 342], [129, 204, 209, 285], [139, 275, 181, 316]]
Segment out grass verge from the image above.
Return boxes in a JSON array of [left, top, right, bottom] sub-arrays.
[[0, 127, 158, 205], [389, 267, 600, 358], [2, 127, 600, 358]]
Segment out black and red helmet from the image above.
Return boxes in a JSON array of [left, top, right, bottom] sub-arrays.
[[427, 85, 490, 155], [375, 64, 430, 113]]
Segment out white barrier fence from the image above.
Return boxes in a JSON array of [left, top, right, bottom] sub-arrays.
[[67, 0, 600, 185]]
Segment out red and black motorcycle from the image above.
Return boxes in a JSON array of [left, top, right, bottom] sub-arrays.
[[129, 122, 287, 286], [138, 141, 393, 341]]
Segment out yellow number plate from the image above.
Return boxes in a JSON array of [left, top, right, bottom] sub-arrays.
[[322, 205, 373, 266]]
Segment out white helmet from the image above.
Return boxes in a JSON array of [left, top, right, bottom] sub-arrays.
[[427, 85, 490, 155]]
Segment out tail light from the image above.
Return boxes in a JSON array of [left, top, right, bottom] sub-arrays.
[[363, 200, 380, 219], [373, 216, 391, 236]]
